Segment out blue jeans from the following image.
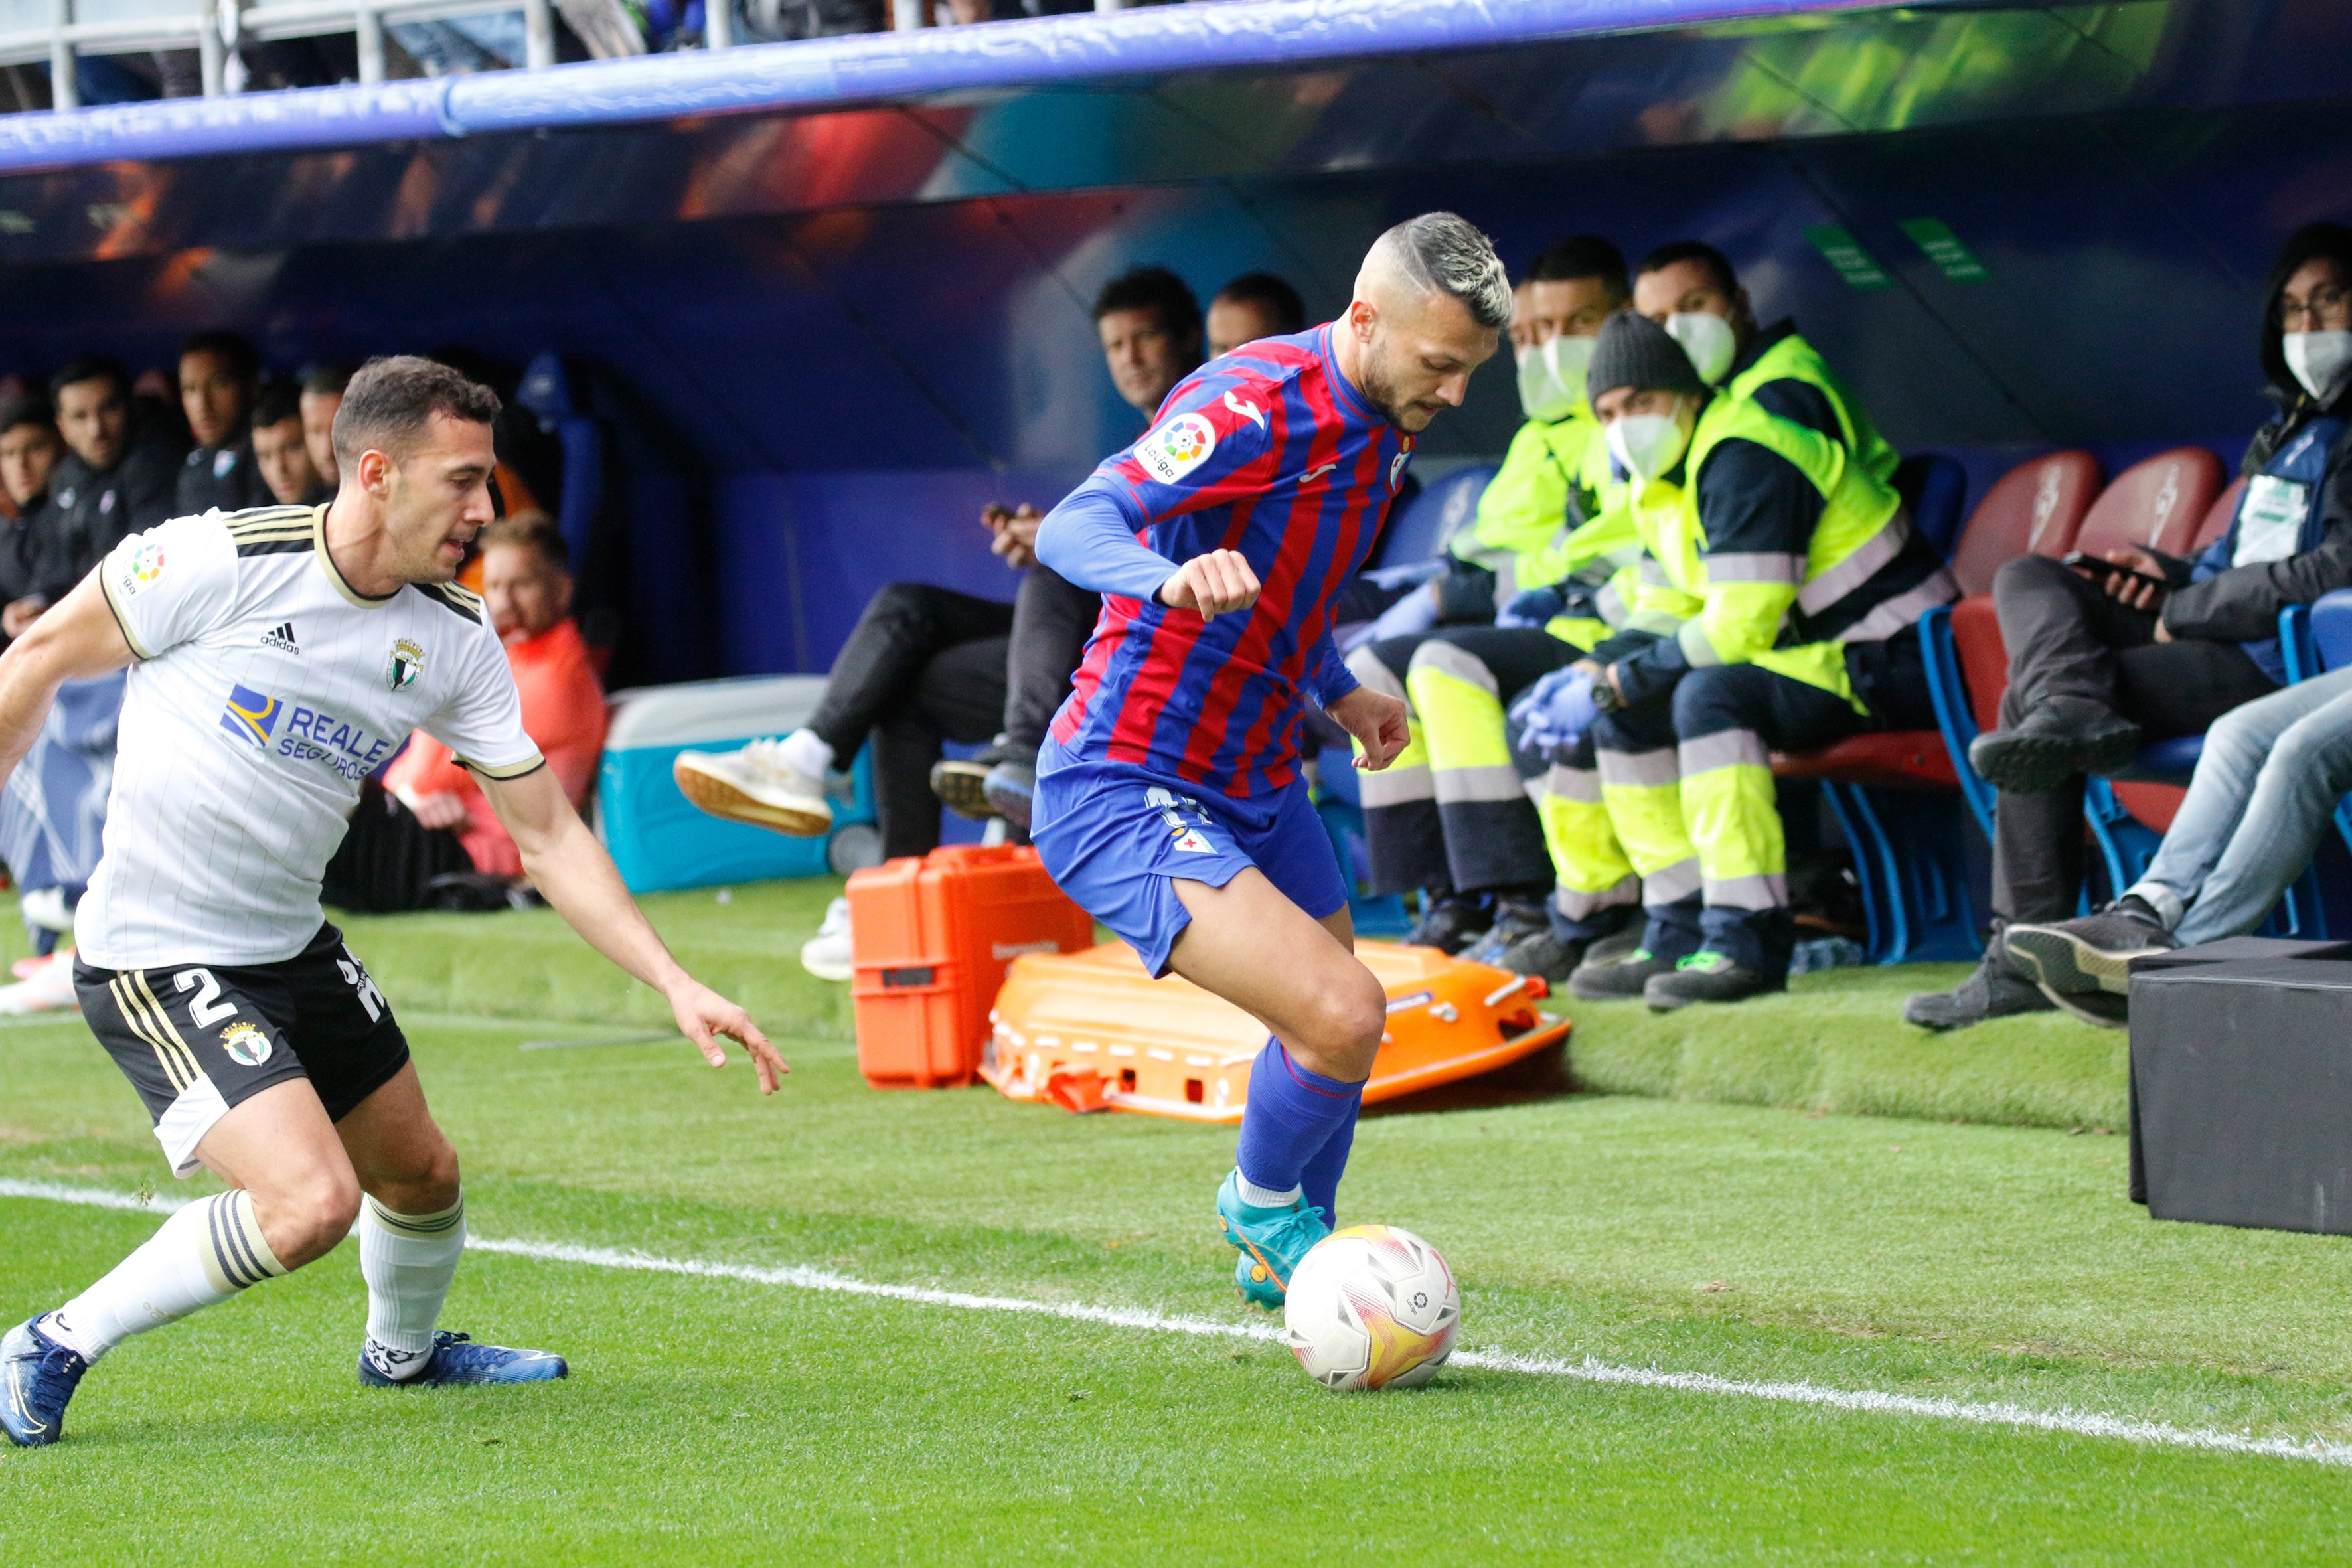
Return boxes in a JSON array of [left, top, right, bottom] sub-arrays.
[[2131, 663, 2352, 943]]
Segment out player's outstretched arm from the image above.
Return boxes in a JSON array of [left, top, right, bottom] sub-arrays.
[[0, 572, 134, 794], [479, 766, 789, 1094]]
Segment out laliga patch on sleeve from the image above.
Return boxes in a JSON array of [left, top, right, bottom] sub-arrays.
[[1139, 412, 1217, 485], [116, 538, 165, 597]]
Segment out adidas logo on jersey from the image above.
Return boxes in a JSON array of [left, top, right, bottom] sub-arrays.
[[260, 623, 299, 655]]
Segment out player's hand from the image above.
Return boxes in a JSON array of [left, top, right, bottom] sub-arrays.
[[668, 979, 789, 1094], [1158, 550, 1260, 617], [985, 504, 1042, 569], [1329, 686, 1411, 771]]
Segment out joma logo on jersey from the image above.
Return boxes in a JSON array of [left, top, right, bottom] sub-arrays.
[[219, 684, 283, 748]]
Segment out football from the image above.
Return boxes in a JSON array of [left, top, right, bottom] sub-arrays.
[[1282, 1224, 1460, 1391]]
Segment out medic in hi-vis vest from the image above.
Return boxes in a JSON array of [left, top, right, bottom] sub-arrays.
[[1518, 246, 1954, 1012]]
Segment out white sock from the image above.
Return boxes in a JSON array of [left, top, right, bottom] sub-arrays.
[[775, 729, 832, 781], [1233, 1171, 1304, 1209], [358, 1194, 465, 1381], [41, 1190, 287, 1363]]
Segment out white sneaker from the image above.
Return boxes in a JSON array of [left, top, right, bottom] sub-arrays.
[[673, 739, 834, 837], [18, 888, 70, 935], [0, 951, 79, 1015], [801, 896, 853, 982]]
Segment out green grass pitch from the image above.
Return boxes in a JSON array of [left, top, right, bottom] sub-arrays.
[[0, 880, 2347, 1562]]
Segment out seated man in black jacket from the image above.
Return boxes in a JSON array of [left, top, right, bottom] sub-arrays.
[[21, 356, 184, 627], [175, 329, 271, 517], [1909, 222, 2352, 1028]]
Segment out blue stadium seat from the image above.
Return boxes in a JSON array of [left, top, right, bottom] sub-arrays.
[[2278, 588, 2352, 864], [1366, 463, 1497, 571], [1894, 452, 1968, 561]]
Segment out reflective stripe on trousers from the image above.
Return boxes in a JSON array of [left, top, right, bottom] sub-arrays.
[[1677, 726, 1786, 911], [1407, 639, 1551, 894], [1536, 760, 1638, 919]]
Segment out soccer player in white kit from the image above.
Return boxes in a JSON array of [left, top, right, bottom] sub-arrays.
[[0, 357, 786, 1447]]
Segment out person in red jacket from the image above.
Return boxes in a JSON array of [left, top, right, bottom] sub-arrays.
[[382, 510, 606, 884]]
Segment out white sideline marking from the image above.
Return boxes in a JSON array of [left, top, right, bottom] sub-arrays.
[[9, 1177, 2350, 1468]]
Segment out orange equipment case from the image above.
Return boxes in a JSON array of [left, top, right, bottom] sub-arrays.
[[980, 940, 1571, 1120], [848, 844, 1096, 1089]]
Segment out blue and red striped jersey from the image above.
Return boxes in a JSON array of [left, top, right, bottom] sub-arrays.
[[1042, 325, 1413, 797]]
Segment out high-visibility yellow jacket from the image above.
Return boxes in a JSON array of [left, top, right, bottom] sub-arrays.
[[1615, 327, 1954, 712]]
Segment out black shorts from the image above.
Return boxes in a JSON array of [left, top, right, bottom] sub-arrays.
[[76, 922, 410, 1178]]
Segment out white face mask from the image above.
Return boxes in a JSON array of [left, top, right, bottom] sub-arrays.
[[2285, 330, 2352, 402], [1666, 310, 1738, 386], [1607, 405, 1689, 485], [1514, 333, 1594, 424]]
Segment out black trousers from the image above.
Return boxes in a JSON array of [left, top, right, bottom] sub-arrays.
[[1987, 555, 2277, 923], [807, 570, 1099, 860], [322, 783, 475, 913]]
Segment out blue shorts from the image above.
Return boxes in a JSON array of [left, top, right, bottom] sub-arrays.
[[1032, 743, 1349, 977]]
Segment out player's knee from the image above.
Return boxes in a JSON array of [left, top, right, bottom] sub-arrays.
[[258, 1172, 363, 1267], [1303, 967, 1387, 1069]]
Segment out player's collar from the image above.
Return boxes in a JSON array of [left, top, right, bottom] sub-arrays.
[[313, 503, 399, 609]]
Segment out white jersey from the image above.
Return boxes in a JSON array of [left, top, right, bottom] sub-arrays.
[[75, 505, 542, 969]]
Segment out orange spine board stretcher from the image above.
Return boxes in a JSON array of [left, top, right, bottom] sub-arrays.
[[849, 844, 1097, 1089], [980, 941, 1571, 1121]]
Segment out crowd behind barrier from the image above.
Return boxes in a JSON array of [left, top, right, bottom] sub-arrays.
[[0, 0, 1200, 112]]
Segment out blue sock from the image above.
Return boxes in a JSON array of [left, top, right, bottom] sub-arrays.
[[1233, 1040, 1365, 1200], [1298, 1094, 1360, 1230]]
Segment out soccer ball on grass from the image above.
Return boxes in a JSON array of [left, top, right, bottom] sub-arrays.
[[1282, 1224, 1459, 1391]]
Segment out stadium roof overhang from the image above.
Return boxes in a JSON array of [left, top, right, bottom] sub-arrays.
[[0, 0, 2310, 263]]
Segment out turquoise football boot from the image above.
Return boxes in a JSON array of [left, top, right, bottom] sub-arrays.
[[1216, 1170, 1330, 1310]]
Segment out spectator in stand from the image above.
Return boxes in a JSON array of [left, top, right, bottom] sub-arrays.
[[1207, 272, 1308, 358], [0, 396, 58, 641], [250, 378, 327, 505], [678, 264, 1202, 858], [326, 512, 607, 911], [176, 329, 270, 516], [301, 363, 352, 492], [676, 265, 1205, 979], [25, 356, 184, 621], [1909, 222, 2352, 1029]]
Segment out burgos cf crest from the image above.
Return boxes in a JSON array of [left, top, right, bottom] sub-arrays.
[[388, 637, 424, 692], [219, 1021, 271, 1067], [1140, 412, 1217, 485], [219, 683, 282, 748]]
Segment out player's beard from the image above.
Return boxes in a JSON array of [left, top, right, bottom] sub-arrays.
[[1354, 349, 1435, 433]]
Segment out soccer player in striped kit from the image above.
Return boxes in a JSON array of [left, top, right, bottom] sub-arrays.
[[1032, 215, 1507, 1306]]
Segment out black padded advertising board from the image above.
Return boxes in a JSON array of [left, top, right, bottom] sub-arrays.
[[2129, 937, 2352, 1234]]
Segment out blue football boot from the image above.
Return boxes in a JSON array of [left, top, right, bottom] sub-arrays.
[[359, 1331, 567, 1387], [1216, 1170, 1330, 1311], [1, 1316, 90, 1448]]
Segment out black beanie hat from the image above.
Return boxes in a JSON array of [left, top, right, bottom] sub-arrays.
[[1585, 308, 1708, 404]]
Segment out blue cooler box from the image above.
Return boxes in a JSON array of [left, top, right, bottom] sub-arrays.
[[597, 675, 879, 894]]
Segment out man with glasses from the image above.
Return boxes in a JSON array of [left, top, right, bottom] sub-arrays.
[[1909, 222, 2352, 1029]]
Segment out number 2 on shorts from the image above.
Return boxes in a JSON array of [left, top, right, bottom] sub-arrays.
[[174, 967, 236, 1026]]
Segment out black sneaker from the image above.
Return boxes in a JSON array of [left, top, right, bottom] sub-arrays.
[[930, 758, 995, 821], [1968, 710, 2142, 795], [1404, 893, 1490, 955], [1460, 900, 1549, 967], [1643, 950, 1784, 1011], [2002, 896, 2177, 999], [1579, 927, 1645, 968], [1569, 946, 1680, 1001], [1902, 948, 2055, 1030], [1495, 929, 1584, 984]]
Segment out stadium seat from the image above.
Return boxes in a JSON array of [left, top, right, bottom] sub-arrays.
[[1944, 449, 2102, 596], [2278, 586, 2352, 864], [2070, 447, 2223, 561], [1894, 452, 1969, 561], [1367, 463, 1497, 570], [514, 353, 603, 577]]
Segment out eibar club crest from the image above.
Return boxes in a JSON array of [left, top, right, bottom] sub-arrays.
[[387, 637, 425, 692]]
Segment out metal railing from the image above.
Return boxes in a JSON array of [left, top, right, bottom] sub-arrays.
[[1, 0, 1134, 110]]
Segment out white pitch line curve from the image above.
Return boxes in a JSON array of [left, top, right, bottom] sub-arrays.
[[6, 1177, 2347, 1468]]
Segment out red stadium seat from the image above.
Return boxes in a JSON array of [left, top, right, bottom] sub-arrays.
[[2071, 447, 2224, 560], [1946, 449, 2102, 595], [2192, 475, 2245, 555], [1771, 732, 1957, 791]]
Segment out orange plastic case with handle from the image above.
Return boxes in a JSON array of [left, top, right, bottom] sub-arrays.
[[848, 844, 1097, 1089], [980, 941, 1571, 1119]]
